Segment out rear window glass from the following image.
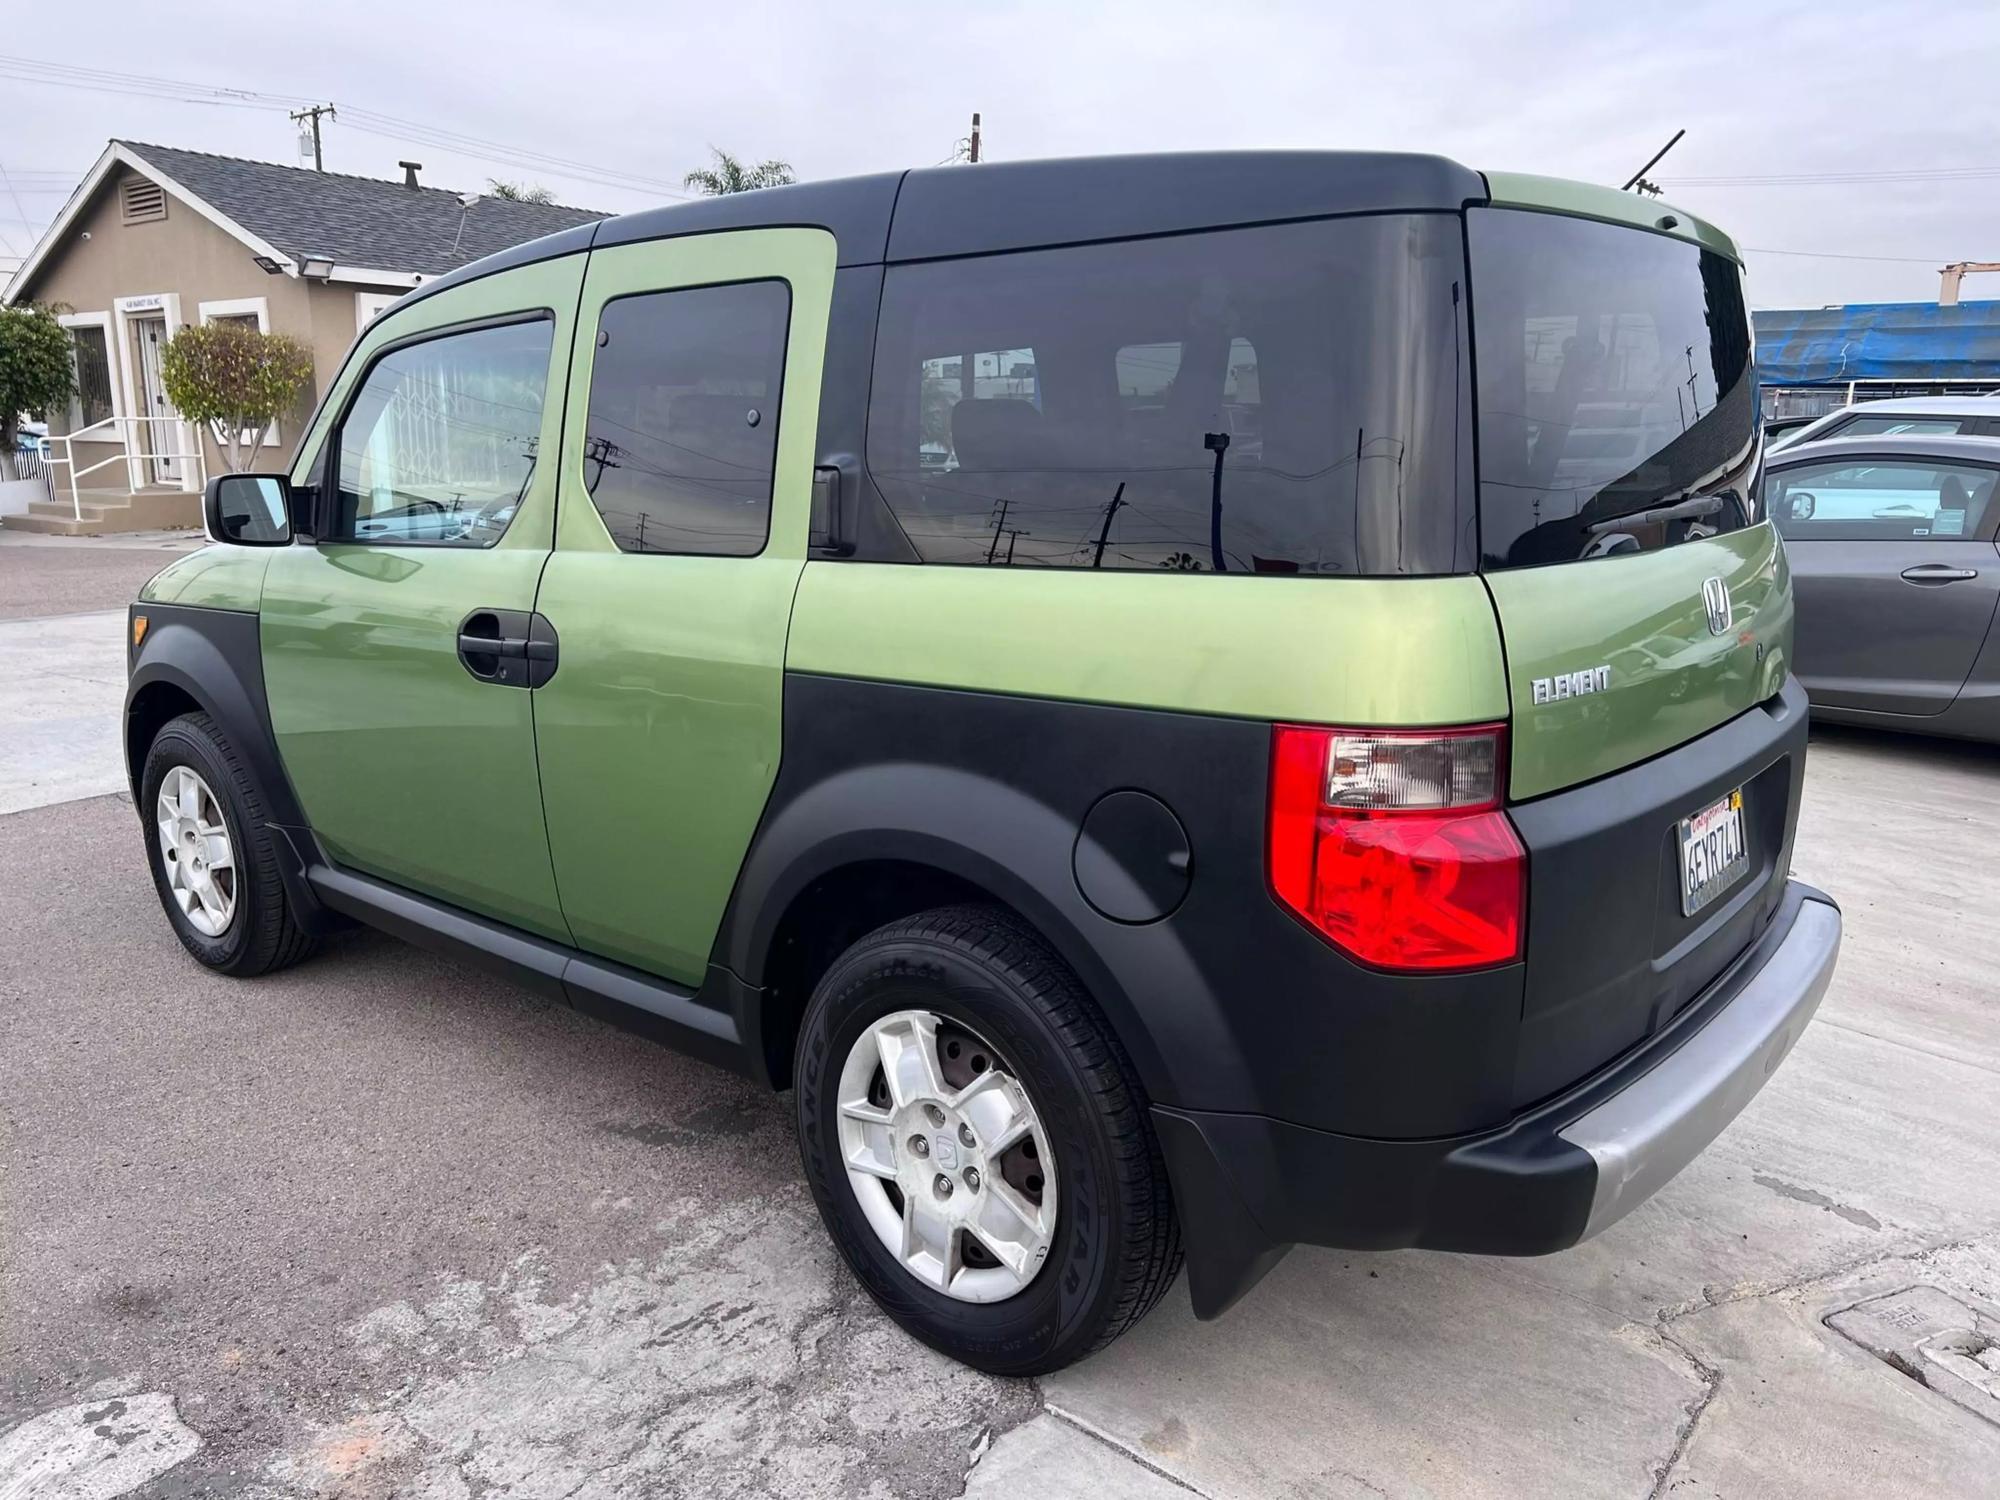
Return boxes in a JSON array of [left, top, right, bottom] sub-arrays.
[[866, 215, 1471, 576], [1470, 209, 1759, 570]]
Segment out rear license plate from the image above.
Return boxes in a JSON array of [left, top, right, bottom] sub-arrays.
[[1679, 787, 1749, 917]]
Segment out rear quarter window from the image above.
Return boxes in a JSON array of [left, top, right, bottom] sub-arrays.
[[864, 215, 1473, 577]]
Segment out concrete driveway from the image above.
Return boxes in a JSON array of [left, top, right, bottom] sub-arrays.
[[2, 541, 1997, 1498]]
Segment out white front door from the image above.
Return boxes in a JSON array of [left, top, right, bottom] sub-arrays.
[[133, 318, 183, 484]]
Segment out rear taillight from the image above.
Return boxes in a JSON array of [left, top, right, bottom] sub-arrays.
[[1268, 723, 1525, 972]]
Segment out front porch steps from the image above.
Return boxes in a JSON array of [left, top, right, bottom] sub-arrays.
[[3, 486, 201, 537]]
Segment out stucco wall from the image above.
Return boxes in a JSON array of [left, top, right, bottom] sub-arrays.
[[18, 167, 383, 488]]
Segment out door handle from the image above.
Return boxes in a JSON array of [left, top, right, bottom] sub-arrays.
[[457, 633, 555, 660], [1900, 564, 1980, 583], [457, 609, 560, 688]]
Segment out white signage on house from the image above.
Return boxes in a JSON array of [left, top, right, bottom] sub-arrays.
[[116, 294, 169, 313]]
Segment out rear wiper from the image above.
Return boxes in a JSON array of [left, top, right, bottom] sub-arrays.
[[1586, 493, 1723, 535]]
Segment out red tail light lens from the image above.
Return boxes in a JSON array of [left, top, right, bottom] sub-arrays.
[[1269, 723, 1525, 971]]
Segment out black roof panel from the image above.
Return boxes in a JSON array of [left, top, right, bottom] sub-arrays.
[[384, 152, 1489, 315], [593, 171, 906, 265], [886, 151, 1486, 261], [393, 221, 602, 314]]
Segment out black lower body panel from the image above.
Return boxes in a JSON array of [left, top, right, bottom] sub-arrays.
[[1506, 678, 1810, 1108], [1159, 879, 1841, 1318]]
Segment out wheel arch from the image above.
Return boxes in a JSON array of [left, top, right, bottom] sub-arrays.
[[125, 603, 332, 932], [125, 608, 302, 817], [718, 760, 1228, 1105]]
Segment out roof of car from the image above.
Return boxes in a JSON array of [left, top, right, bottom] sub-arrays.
[[1770, 432, 2000, 466], [397, 150, 1740, 315], [1809, 395, 2000, 418]]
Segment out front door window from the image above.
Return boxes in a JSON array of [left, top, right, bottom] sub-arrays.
[[332, 317, 553, 547]]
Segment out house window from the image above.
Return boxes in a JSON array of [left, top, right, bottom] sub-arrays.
[[119, 178, 167, 225], [68, 326, 115, 430]]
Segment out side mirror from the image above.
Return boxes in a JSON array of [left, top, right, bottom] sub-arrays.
[[1788, 492, 1817, 521], [204, 473, 294, 546]]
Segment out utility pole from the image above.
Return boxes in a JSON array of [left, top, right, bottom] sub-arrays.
[[1090, 483, 1126, 568], [290, 104, 336, 172], [968, 113, 981, 164], [985, 497, 1010, 563], [1203, 431, 1230, 574], [1621, 128, 1684, 196]]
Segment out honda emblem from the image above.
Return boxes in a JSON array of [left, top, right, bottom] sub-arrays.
[[1701, 576, 1732, 636]]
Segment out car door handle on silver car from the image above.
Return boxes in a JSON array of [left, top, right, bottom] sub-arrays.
[[1900, 564, 1980, 584]]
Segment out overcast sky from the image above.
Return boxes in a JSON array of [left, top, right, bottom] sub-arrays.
[[4, 0, 1996, 309]]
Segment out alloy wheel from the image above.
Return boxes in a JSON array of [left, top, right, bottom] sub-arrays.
[[155, 765, 237, 937], [836, 1009, 1056, 1302]]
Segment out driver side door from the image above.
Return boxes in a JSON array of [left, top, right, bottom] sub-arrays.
[[259, 258, 584, 939], [1772, 454, 2000, 716]]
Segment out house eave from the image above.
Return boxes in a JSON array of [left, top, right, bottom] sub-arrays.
[[3, 142, 305, 305]]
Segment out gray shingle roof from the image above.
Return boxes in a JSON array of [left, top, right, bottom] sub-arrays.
[[118, 141, 608, 276]]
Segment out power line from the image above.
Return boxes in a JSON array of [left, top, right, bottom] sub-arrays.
[[1667, 166, 2000, 187], [0, 160, 33, 258], [0, 57, 694, 203], [1742, 247, 1953, 265]]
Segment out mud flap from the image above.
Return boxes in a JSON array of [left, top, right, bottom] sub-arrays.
[[1152, 1108, 1292, 1319]]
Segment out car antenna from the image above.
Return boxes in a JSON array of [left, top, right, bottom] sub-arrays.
[[1622, 129, 1685, 196]]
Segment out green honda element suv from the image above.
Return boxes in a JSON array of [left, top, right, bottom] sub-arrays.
[[127, 151, 1842, 1374]]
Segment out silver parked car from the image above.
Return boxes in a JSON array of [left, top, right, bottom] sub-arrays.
[[1768, 394, 2000, 453], [1767, 434, 2000, 740]]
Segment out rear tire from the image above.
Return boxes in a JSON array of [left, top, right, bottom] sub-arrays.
[[140, 711, 315, 977], [795, 903, 1181, 1374]]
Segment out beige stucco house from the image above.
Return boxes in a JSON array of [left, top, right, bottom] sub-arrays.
[[3, 141, 603, 533]]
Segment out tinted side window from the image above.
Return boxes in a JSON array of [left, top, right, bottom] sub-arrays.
[[583, 281, 790, 556], [866, 215, 1470, 576], [1770, 460, 1999, 540], [333, 318, 552, 547]]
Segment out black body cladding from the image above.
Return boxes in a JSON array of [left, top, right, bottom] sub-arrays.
[[125, 602, 332, 936], [718, 673, 1528, 1141]]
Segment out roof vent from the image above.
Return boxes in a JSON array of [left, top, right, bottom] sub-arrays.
[[120, 178, 167, 225], [399, 160, 423, 189]]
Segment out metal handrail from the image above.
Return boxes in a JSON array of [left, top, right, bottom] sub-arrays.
[[44, 415, 207, 522]]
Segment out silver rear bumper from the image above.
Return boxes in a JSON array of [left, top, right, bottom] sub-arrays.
[[1559, 890, 1842, 1240]]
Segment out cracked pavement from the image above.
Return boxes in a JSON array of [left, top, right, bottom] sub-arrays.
[[2, 556, 1998, 1497]]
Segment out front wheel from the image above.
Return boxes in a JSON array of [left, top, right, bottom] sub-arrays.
[[140, 712, 315, 977], [795, 904, 1181, 1374]]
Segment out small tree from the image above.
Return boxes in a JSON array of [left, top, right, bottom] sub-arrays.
[[487, 178, 557, 204], [0, 303, 77, 482], [159, 322, 315, 473], [683, 148, 796, 196]]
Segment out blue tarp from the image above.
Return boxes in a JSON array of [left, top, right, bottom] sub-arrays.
[[1753, 302, 2000, 387]]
